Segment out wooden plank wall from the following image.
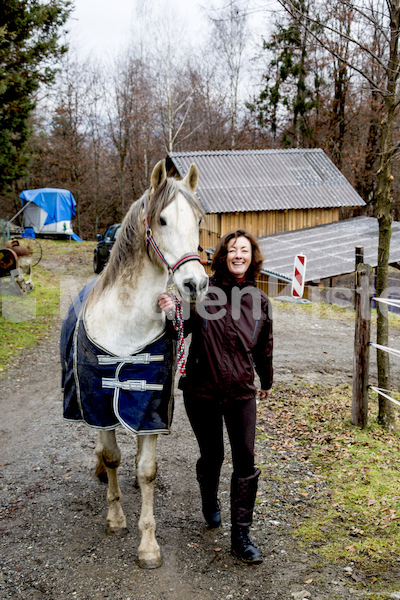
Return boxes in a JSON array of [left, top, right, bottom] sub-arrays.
[[198, 208, 339, 293], [199, 214, 221, 255], [255, 274, 301, 298], [220, 207, 339, 238], [199, 208, 339, 258]]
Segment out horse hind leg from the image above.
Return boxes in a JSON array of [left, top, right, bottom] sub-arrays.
[[136, 434, 162, 569], [96, 430, 128, 535]]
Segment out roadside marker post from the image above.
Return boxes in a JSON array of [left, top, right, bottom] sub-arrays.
[[291, 254, 307, 298]]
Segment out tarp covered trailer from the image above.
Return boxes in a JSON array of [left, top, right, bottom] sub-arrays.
[[19, 188, 81, 240]]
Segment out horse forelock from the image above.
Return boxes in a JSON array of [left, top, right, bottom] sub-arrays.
[[147, 177, 203, 225], [87, 176, 203, 304]]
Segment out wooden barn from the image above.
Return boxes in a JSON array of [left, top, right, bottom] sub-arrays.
[[166, 149, 366, 260]]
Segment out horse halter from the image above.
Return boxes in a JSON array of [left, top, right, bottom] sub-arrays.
[[143, 193, 201, 276]]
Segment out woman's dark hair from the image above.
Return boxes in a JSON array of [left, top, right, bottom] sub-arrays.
[[211, 229, 264, 280]]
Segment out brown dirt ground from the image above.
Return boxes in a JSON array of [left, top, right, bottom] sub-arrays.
[[1, 253, 400, 600]]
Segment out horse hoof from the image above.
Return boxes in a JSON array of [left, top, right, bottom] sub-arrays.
[[105, 523, 129, 537], [137, 555, 162, 569]]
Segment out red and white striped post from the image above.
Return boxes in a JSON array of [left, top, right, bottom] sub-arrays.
[[291, 254, 307, 298]]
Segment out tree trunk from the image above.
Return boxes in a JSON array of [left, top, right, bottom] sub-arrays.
[[355, 87, 381, 208], [329, 60, 348, 170], [376, 106, 394, 429], [375, 0, 400, 429]]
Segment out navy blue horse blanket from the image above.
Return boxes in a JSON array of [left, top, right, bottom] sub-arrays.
[[60, 281, 175, 435]]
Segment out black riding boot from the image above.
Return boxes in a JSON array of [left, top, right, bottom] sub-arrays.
[[231, 469, 263, 564], [196, 461, 221, 528]]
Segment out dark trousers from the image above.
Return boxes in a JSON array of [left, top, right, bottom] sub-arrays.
[[183, 392, 257, 480]]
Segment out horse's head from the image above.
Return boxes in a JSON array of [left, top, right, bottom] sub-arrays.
[[147, 160, 208, 303]]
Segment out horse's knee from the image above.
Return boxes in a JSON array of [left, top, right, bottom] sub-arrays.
[[98, 438, 121, 470], [137, 461, 157, 485], [95, 447, 121, 483]]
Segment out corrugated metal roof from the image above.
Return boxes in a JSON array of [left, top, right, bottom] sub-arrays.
[[169, 149, 365, 213], [259, 216, 400, 282]]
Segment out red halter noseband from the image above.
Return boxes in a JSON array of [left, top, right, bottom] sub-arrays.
[[143, 194, 201, 275]]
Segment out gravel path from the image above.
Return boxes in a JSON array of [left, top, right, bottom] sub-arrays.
[[1, 284, 400, 600]]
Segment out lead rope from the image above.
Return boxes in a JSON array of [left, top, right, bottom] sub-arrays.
[[166, 290, 186, 376]]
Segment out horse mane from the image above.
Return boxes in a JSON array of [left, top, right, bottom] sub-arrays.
[[87, 176, 203, 305]]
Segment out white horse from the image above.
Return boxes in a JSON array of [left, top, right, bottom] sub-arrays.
[[61, 159, 208, 568]]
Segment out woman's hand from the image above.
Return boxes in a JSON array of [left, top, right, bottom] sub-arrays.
[[158, 294, 175, 316], [258, 388, 272, 400]]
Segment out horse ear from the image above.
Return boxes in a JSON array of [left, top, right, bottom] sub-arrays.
[[182, 163, 198, 192], [151, 160, 167, 192]]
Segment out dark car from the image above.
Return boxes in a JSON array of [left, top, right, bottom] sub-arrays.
[[93, 223, 121, 273]]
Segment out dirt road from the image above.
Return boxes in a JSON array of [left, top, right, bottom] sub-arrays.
[[1, 287, 400, 600]]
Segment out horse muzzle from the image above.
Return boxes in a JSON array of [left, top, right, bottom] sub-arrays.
[[181, 274, 209, 303]]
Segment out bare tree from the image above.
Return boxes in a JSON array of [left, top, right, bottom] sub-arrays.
[[180, 54, 232, 150], [325, 0, 354, 169], [41, 52, 93, 237], [209, 0, 249, 149], [133, 2, 199, 153], [106, 53, 137, 215], [85, 64, 115, 236]]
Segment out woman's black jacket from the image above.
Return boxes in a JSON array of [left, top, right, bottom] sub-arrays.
[[179, 273, 273, 402]]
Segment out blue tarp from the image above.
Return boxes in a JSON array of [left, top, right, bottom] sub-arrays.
[[22, 228, 35, 238], [20, 188, 76, 226]]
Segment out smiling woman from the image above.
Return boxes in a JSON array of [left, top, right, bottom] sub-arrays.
[[159, 227, 273, 564]]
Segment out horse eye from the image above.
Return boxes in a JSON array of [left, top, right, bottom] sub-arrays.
[[198, 245, 203, 253], [160, 216, 167, 226]]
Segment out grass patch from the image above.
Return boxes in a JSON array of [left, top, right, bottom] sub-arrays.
[[0, 265, 61, 373], [0, 239, 96, 374], [258, 384, 400, 590], [38, 238, 96, 260]]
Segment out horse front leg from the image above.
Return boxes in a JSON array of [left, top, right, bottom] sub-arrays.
[[136, 434, 161, 569], [95, 430, 127, 535]]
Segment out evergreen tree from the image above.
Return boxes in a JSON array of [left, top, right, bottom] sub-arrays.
[[0, 0, 72, 193], [250, 0, 322, 147]]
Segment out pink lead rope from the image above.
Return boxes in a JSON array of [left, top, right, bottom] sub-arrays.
[[167, 291, 186, 376]]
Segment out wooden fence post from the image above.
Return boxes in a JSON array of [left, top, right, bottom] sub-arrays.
[[354, 246, 364, 308], [352, 263, 373, 428]]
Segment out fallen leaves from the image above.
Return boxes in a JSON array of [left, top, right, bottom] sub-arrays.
[[256, 382, 400, 581]]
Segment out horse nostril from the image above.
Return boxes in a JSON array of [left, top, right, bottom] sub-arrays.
[[199, 276, 208, 293], [183, 279, 197, 297]]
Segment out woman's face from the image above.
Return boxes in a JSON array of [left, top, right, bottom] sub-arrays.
[[226, 236, 252, 279]]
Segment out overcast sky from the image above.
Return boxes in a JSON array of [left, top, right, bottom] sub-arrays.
[[67, 0, 216, 61], [66, 0, 273, 64]]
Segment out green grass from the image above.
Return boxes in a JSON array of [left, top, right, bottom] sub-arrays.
[[0, 265, 61, 372], [257, 384, 400, 591], [0, 239, 96, 374]]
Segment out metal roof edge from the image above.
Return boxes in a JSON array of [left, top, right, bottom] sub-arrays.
[[260, 269, 292, 282], [169, 148, 325, 157]]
